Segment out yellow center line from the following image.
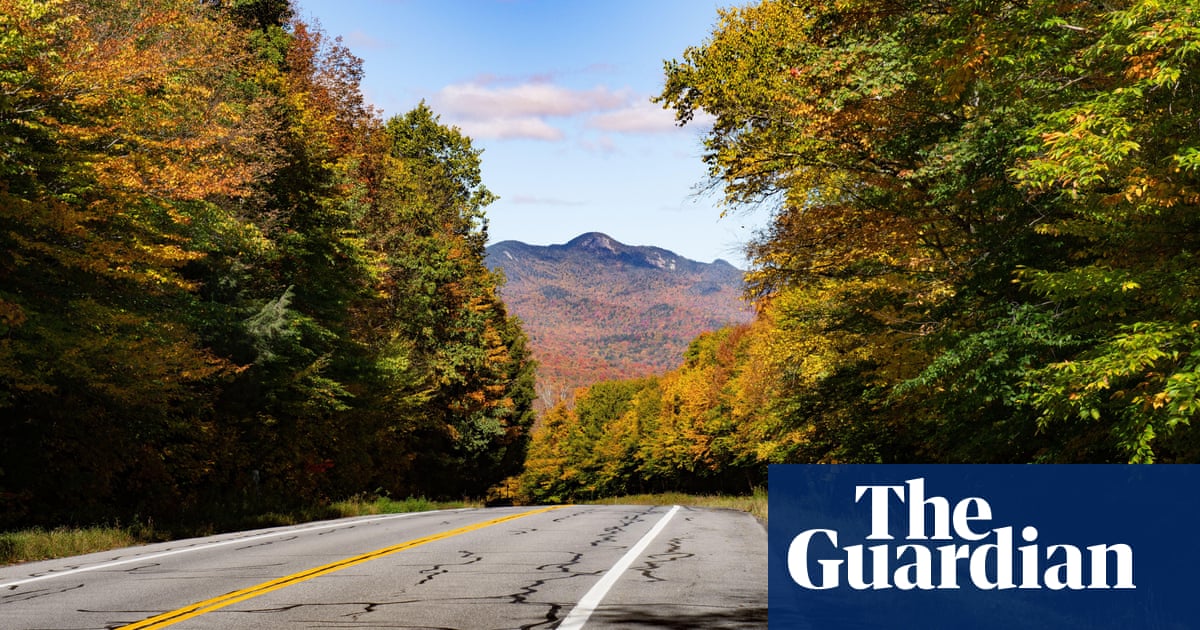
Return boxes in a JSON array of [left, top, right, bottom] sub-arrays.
[[118, 506, 565, 630]]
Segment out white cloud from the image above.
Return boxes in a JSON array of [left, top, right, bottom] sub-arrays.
[[587, 100, 679, 134], [456, 116, 563, 141], [432, 78, 710, 141], [436, 82, 628, 119], [433, 80, 635, 141]]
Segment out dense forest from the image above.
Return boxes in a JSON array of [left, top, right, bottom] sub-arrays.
[[5, 0, 1197, 522], [520, 0, 1200, 502], [0, 0, 536, 528]]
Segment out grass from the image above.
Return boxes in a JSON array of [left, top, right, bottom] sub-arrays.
[[0, 496, 480, 567], [326, 495, 480, 517], [583, 487, 768, 522], [0, 526, 143, 566]]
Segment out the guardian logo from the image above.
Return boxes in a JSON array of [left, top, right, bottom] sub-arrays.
[[788, 478, 1135, 591]]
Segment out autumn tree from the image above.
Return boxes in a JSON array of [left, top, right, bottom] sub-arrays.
[[351, 104, 536, 498], [519, 401, 575, 503], [0, 0, 536, 527], [657, 0, 1200, 463], [518, 332, 766, 502], [1007, 1, 1200, 462], [0, 0, 275, 524], [516, 0, 1199, 505]]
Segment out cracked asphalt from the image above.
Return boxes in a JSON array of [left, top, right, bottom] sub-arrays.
[[0, 505, 766, 629]]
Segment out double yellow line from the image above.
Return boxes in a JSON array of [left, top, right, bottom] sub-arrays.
[[120, 506, 564, 629]]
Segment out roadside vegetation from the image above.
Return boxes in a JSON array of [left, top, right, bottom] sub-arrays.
[[584, 489, 768, 523], [0, 527, 143, 567], [0, 496, 478, 566]]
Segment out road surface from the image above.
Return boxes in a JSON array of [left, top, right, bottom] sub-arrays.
[[0, 505, 766, 629]]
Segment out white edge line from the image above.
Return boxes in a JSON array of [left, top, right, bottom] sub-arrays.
[[557, 505, 682, 630], [0, 509, 468, 589]]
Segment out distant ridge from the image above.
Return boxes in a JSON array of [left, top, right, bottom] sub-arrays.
[[486, 233, 753, 408]]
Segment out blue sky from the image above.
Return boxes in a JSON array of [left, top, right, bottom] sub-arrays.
[[296, 0, 764, 267]]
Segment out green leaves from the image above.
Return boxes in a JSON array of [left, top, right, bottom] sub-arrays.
[[650, 0, 1200, 466], [1023, 321, 1200, 462], [0, 1, 536, 528]]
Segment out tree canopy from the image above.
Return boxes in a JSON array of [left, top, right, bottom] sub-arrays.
[[0, 0, 535, 528], [519, 0, 1200, 499], [658, 0, 1200, 465]]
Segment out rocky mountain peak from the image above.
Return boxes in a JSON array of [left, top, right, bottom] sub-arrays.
[[566, 232, 621, 254]]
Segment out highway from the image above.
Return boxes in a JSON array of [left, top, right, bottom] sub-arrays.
[[0, 505, 766, 629]]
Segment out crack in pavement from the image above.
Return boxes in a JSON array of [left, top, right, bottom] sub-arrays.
[[118, 562, 163, 574], [634, 537, 694, 583], [0, 582, 84, 604], [236, 534, 299, 550], [415, 550, 481, 586], [505, 508, 663, 630], [536, 551, 583, 575], [21, 564, 83, 581], [316, 524, 361, 536], [235, 598, 422, 615], [233, 595, 545, 629], [589, 507, 651, 548], [122, 561, 291, 581], [550, 509, 593, 523], [509, 551, 597, 630]]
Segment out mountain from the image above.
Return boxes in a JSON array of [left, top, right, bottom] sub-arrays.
[[486, 232, 754, 408]]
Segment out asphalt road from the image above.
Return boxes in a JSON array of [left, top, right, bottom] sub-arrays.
[[0, 505, 766, 629]]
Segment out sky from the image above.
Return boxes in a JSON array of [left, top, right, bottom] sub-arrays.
[[295, 0, 766, 267]]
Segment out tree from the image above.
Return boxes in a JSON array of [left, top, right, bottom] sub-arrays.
[[658, 0, 1200, 463], [363, 104, 533, 497], [0, 0, 276, 524], [1008, 1, 1200, 462], [0, 0, 538, 527]]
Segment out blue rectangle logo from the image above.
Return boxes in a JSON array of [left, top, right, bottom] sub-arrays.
[[768, 465, 1200, 629]]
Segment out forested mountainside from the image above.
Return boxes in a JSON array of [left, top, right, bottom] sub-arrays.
[[0, 0, 534, 528], [486, 233, 753, 407]]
